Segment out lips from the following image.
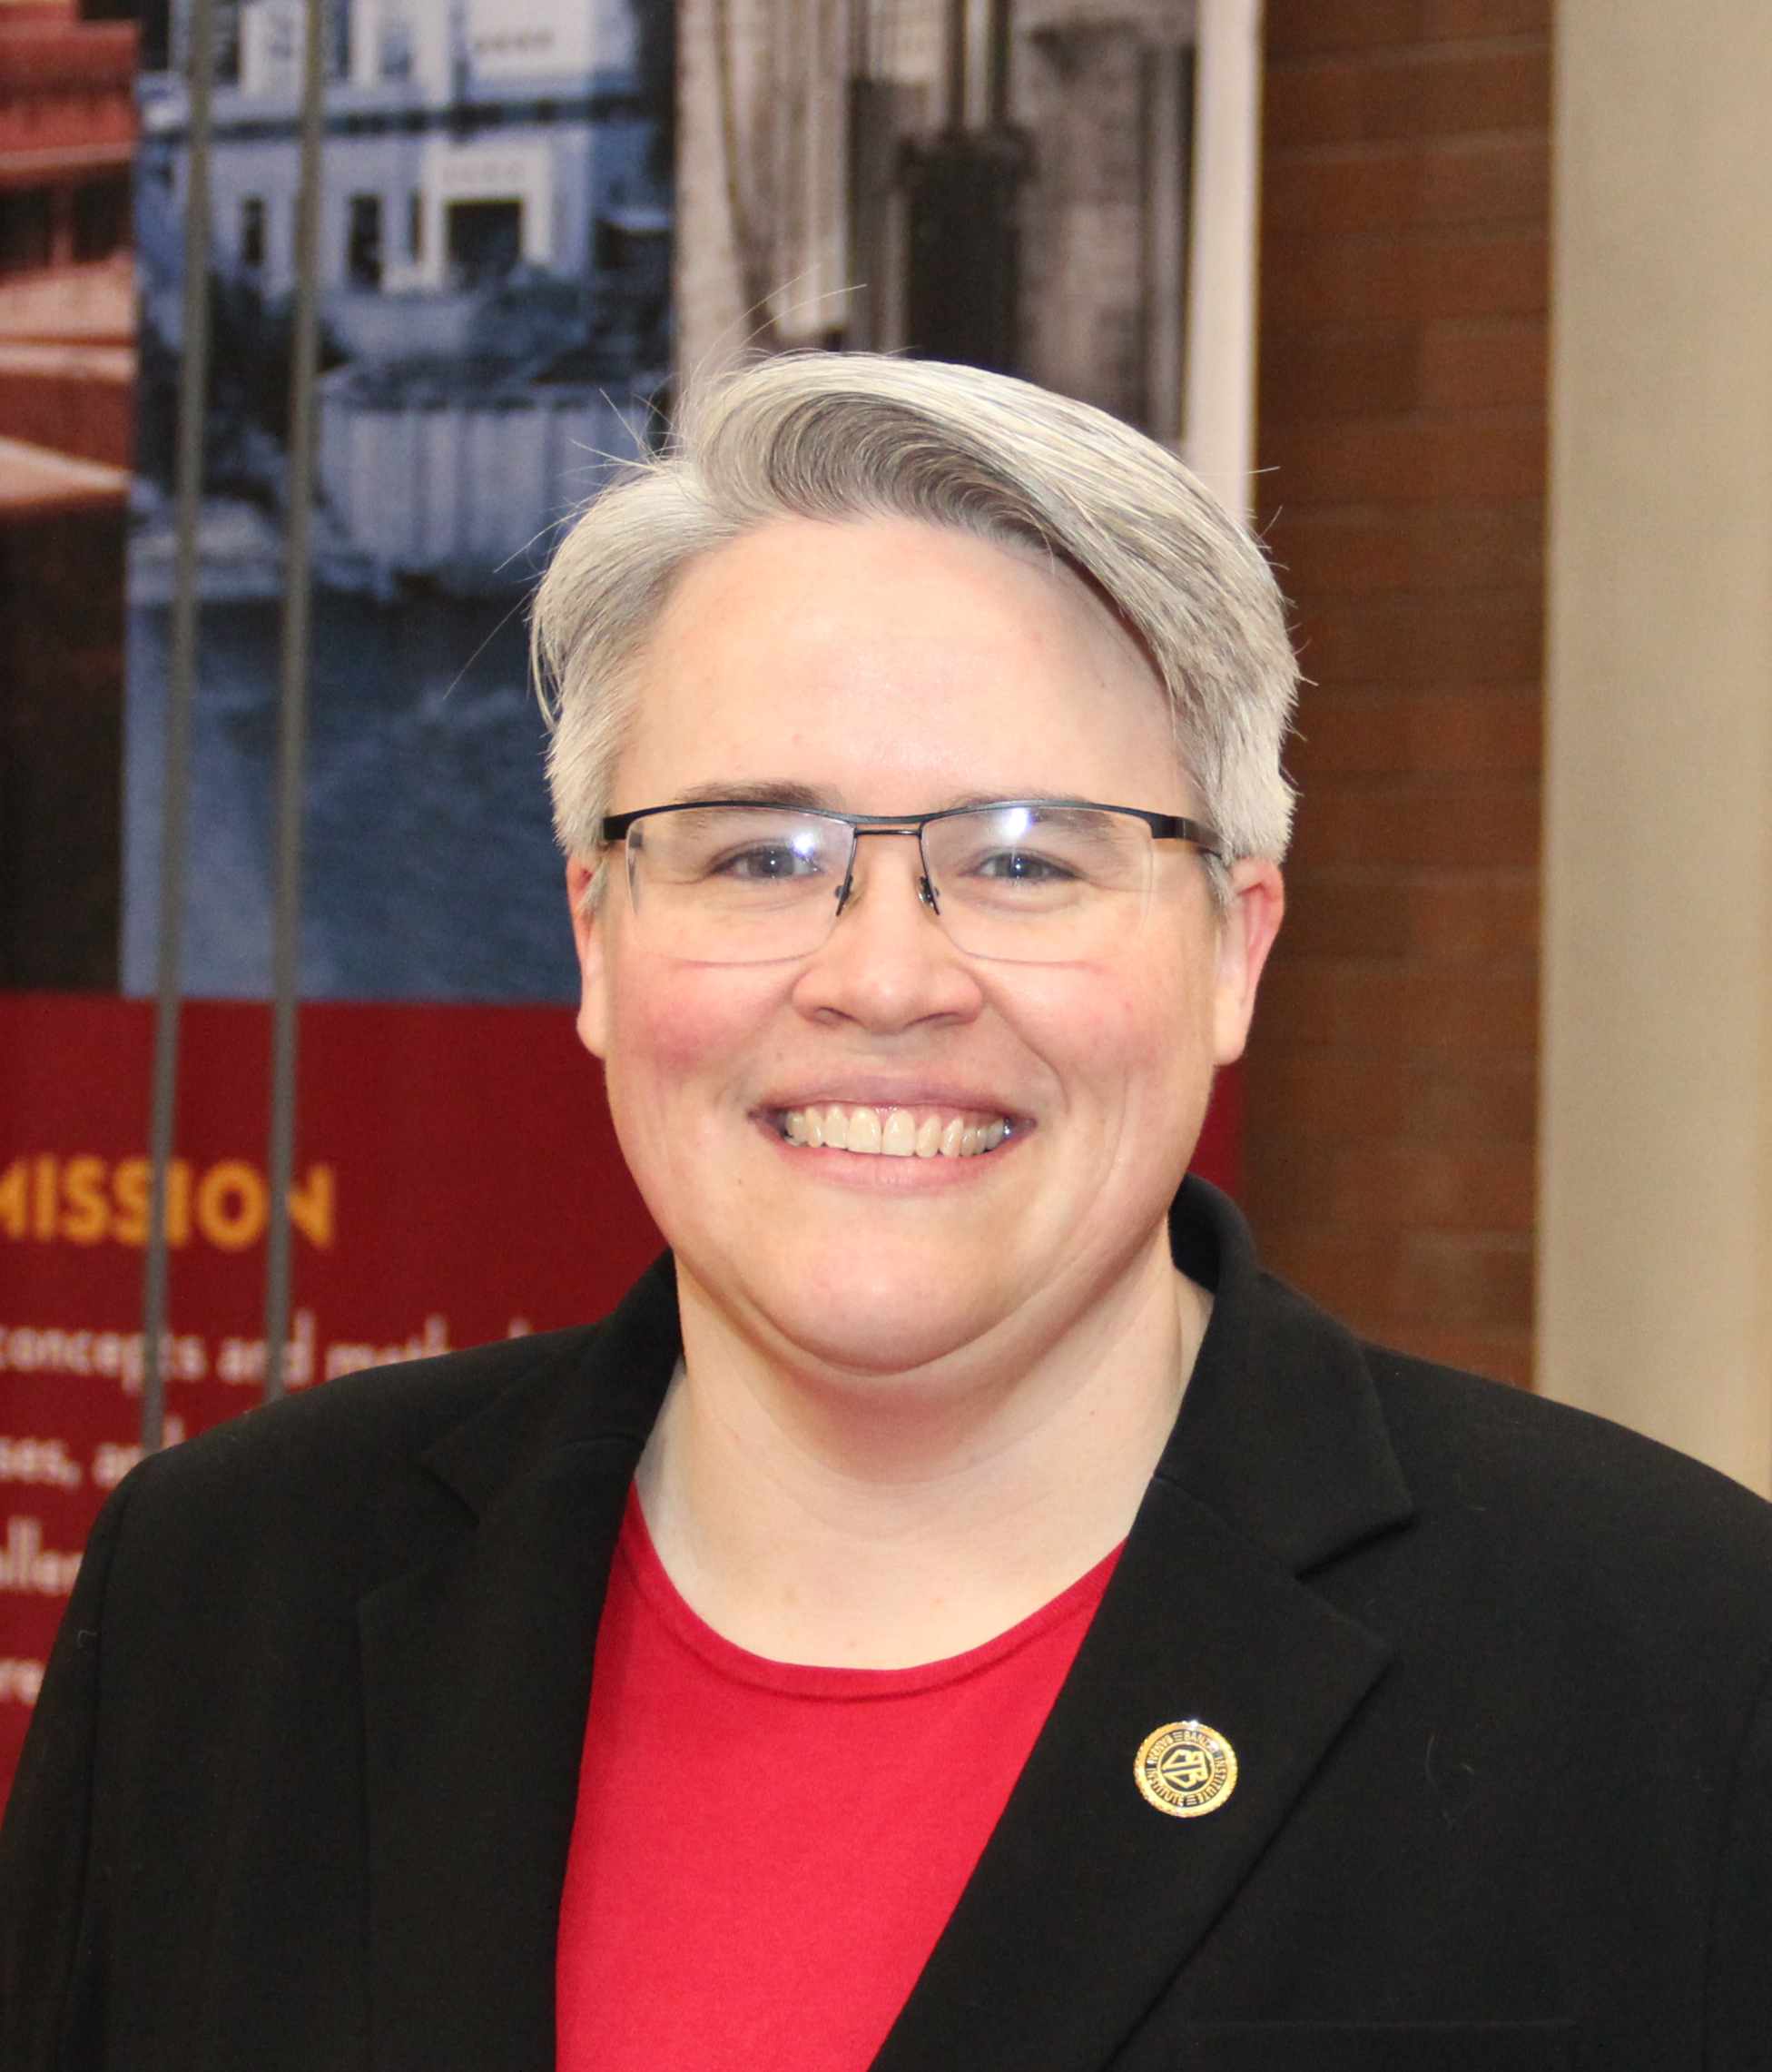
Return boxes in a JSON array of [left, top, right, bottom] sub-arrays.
[[778, 1104, 1013, 1158]]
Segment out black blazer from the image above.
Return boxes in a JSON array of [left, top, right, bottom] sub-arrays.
[[5, 1181, 1772, 2072]]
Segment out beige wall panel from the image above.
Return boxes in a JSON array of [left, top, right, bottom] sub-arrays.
[[1541, 0, 1772, 1492], [1183, 0, 1261, 521]]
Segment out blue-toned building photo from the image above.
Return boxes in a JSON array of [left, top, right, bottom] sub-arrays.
[[125, 0, 672, 1002]]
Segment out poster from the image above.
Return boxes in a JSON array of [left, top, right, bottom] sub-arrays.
[[2, 0, 1250, 1811]]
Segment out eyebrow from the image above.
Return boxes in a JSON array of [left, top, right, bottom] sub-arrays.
[[668, 782, 834, 811], [664, 784, 1045, 814]]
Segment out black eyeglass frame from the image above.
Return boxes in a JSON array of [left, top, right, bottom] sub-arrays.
[[600, 798, 1227, 859], [596, 798, 1228, 952]]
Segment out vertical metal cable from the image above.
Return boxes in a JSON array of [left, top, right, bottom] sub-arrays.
[[262, 0, 327, 1400], [141, 0, 220, 1455]]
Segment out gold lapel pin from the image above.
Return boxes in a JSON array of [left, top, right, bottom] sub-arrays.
[[1135, 1720, 1238, 1818]]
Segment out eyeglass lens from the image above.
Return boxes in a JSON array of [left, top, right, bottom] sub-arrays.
[[625, 803, 1157, 964]]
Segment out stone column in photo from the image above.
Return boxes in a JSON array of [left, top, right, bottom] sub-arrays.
[[674, 0, 853, 376]]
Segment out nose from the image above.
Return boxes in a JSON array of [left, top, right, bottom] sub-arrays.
[[789, 831, 984, 1033]]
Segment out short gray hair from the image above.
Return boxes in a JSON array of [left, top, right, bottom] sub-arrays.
[[534, 353, 1297, 875]]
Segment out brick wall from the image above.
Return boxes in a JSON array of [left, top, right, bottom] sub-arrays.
[[1245, 0, 1550, 1386]]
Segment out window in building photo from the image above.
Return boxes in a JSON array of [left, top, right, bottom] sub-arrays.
[[0, 189, 54, 277], [446, 198, 522, 290], [240, 193, 266, 270], [347, 192, 384, 290], [71, 174, 132, 262]]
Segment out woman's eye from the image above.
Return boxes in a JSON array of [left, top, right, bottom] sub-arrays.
[[714, 844, 821, 881], [973, 849, 1076, 883]]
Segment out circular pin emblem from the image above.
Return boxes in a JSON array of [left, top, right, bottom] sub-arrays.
[[1135, 1720, 1238, 1818]]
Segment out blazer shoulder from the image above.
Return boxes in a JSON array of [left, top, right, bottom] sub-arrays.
[[97, 1254, 680, 1600], [1362, 1338, 1772, 1599], [113, 1322, 607, 1541]]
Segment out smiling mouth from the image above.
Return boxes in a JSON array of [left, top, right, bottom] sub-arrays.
[[776, 1104, 1016, 1159]]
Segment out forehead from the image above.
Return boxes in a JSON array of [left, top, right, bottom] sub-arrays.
[[615, 516, 1186, 814]]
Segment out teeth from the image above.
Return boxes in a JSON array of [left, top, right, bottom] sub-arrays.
[[779, 1106, 1014, 1159]]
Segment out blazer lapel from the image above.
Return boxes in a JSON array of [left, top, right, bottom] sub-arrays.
[[872, 1181, 1416, 2072], [357, 1260, 681, 2072]]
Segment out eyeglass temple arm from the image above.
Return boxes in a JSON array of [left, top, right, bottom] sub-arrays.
[[1136, 813, 1228, 860]]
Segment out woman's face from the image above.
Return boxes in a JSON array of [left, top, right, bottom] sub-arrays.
[[571, 516, 1282, 1381]]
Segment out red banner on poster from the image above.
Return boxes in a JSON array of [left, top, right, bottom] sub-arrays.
[[0, 992, 664, 1798]]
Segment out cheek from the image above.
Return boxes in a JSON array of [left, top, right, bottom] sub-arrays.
[[1007, 952, 1212, 1110], [600, 955, 781, 1131]]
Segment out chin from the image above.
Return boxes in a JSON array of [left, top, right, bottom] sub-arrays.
[[791, 1320, 999, 1385], [741, 1264, 1012, 1383]]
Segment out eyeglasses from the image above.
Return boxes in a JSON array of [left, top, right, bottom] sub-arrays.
[[597, 798, 1226, 965]]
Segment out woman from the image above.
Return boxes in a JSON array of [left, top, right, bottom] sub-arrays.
[[4, 356, 1770, 2071]]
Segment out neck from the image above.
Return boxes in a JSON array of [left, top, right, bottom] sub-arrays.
[[634, 1225, 1208, 1668]]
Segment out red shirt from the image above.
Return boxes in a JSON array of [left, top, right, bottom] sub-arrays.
[[556, 1490, 1118, 2072]]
